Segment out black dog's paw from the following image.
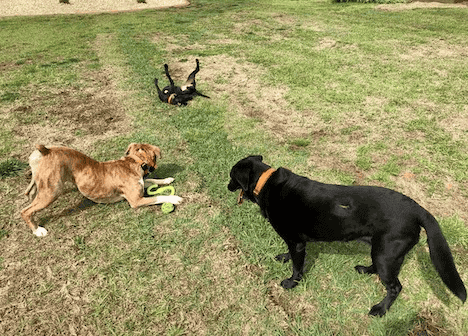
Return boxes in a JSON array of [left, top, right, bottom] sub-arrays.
[[355, 265, 376, 275], [280, 278, 298, 289], [275, 253, 291, 263], [369, 303, 387, 317]]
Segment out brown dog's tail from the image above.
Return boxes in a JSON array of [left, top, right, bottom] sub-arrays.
[[35, 144, 51, 156], [420, 210, 467, 303]]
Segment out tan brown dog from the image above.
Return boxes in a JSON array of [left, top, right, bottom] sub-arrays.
[[21, 143, 182, 237]]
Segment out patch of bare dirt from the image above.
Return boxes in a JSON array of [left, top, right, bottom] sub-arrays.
[[407, 309, 450, 336], [185, 54, 325, 142], [0, 0, 189, 17], [376, 0, 468, 11], [10, 68, 133, 161], [9, 34, 135, 161], [399, 39, 468, 61]]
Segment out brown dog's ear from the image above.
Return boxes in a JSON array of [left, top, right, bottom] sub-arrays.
[[153, 145, 161, 159], [125, 143, 137, 155]]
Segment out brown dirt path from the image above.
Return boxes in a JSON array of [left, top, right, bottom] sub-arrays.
[[0, 0, 189, 18]]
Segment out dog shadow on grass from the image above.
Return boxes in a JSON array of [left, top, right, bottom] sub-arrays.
[[301, 240, 371, 275], [299, 241, 454, 333], [302, 240, 456, 306]]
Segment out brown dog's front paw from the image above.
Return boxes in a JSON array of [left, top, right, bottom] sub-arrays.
[[280, 278, 299, 289]]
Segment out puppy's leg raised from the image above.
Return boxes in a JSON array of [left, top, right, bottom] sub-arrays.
[[280, 240, 306, 289]]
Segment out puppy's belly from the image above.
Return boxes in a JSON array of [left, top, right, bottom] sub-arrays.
[[85, 194, 125, 203]]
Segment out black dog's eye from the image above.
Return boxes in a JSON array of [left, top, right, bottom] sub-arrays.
[[164, 90, 168, 94]]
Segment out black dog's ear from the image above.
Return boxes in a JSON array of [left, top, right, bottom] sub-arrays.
[[229, 155, 263, 192], [235, 168, 250, 192]]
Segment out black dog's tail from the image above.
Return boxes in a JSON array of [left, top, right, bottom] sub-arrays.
[[419, 210, 466, 303]]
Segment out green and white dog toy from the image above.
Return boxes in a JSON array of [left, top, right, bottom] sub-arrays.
[[147, 185, 176, 214]]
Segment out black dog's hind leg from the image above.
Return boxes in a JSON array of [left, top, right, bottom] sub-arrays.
[[183, 59, 200, 90], [366, 234, 418, 316], [182, 59, 210, 99], [280, 241, 306, 289]]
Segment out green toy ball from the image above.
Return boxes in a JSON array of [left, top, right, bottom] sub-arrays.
[[161, 202, 175, 214]]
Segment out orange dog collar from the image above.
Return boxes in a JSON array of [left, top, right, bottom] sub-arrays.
[[237, 168, 276, 205], [168, 93, 176, 105], [253, 168, 276, 197]]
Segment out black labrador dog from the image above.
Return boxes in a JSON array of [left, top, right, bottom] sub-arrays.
[[154, 59, 210, 106], [228, 155, 466, 316]]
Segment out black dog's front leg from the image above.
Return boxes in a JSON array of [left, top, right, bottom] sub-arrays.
[[164, 64, 176, 91], [280, 241, 306, 289], [154, 78, 168, 103]]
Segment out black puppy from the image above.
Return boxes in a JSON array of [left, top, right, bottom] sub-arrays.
[[154, 59, 210, 106], [228, 156, 466, 316]]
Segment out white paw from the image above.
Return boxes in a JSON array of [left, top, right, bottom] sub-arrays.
[[159, 195, 183, 205], [164, 177, 175, 185], [33, 226, 48, 237]]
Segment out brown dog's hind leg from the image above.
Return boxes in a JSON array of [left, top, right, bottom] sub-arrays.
[[20, 190, 57, 237]]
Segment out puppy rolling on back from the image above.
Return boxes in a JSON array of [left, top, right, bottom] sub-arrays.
[[154, 59, 210, 106], [228, 155, 466, 316], [21, 143, 182, 237]]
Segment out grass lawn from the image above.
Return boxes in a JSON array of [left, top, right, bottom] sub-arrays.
[[1, 0, 468, 334]]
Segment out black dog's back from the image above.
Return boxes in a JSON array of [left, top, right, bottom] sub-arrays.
[[262, 169, 418, 241]]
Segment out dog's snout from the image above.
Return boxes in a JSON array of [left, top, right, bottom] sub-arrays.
[[149, 166, 155, 173]]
